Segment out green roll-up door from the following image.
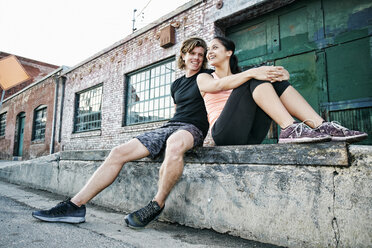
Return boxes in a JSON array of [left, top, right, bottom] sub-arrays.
[[275, 52, 326, 114], [227, 0, 372, 144]]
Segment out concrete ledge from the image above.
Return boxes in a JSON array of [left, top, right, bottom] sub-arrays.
[[0, 144, 371, 247], [60, 142, 349, 166]]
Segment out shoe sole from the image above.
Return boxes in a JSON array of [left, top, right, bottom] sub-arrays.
[[278, 136, 331, 144], [32, 213, 85, 224], [331, 133, 368, 143]]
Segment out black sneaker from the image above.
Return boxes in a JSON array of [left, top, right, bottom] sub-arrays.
[[32, 199, 86, 224], [124, 201, 164, 229]]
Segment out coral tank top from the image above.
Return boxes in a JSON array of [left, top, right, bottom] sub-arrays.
[[203, 73, 232, 128]]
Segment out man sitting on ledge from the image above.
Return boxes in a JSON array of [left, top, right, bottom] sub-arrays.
[[32, 37, 213, 228]]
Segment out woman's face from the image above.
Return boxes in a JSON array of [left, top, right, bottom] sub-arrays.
[[207, 39, 232, 67]]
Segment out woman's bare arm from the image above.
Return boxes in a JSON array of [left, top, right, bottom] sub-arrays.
[[197, 66, 289, 93]]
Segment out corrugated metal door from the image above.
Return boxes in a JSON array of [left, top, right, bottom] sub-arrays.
[[227, 0, 372, 144]]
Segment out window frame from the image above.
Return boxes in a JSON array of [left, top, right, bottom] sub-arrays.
[[73, 84, 103, 133], [124, 57, 176, 126], [32, 105, 48, 141], [0, 112, 6, 137]]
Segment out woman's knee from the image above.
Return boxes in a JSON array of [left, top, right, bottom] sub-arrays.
[[272, 80, 291, 96], [250, 79, 272, 94]]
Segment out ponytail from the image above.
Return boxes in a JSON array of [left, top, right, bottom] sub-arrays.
[[214, 36, 241, 74], [230, 54, 241, 74]]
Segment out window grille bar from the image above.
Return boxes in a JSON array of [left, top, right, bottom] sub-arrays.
[[126, 59, 175, 125], [74, 85, 103, 132], [0, 112, 6, 136]]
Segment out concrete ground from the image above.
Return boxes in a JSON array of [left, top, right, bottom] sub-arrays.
[[0, 180, 281, 248]]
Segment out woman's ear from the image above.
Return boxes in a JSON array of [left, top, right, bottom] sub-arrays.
[[226, 50, 233, 57], [181, 53, 185, 60]]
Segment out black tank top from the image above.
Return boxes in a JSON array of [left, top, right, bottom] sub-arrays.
[[170, 69, 213, 137]]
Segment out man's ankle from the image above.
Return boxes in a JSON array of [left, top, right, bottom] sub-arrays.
[[153, 198, 165, 208], [70, 197, 83, 207]]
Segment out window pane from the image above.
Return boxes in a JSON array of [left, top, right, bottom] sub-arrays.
[[0, 112, 6, 136], [126, 59, 175, 125], [33, 107, 47, 140], [74, 85, 103, 132]]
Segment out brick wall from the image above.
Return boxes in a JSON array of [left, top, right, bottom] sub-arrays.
[[0, 76, 56, 159], [59, 0, 217, 151], [58, 0, 290, 151], [0, 0, 301, 158]]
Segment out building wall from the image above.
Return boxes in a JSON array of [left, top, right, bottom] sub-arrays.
[[59, 0, 218, 151], [58, 0, 296, 151], [0, 76, 57, 159], [45, 0, 372, 152], [0, 52, 60, 160], [2, 0, 369, 158]]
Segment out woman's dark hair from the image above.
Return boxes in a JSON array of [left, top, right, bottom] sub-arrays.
[[213, 36, 241, 74]]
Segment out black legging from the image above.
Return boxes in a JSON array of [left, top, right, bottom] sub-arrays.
[[211, 79, 290, 145]]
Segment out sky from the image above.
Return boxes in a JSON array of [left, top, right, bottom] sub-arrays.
[[0, 0, 190, 67]]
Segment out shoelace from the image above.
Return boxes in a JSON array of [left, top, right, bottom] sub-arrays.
[[137, 202, 157, 222], [289, 120, 314, 137], [48, 200, 69, 215], [328, 121, 347, 131]]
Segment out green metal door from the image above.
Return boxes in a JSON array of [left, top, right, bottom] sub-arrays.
[[275, 52, 326, 114], [227, 0, 372, 144], [15, 113, 25, 156]]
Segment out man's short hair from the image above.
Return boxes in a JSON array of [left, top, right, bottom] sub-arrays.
[[177, 37, 208, 70]]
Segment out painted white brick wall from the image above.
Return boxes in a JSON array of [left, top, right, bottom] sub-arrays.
[[59, 1, 217, 151]]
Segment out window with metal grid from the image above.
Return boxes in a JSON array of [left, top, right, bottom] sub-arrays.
[[32, 106, 47, 141], [74, 85, 102, 132], [0, 112, 6, 136], [126, 59, 175, 125]]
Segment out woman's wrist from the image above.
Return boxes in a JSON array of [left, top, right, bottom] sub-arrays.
[[244, 68, 256, 80]]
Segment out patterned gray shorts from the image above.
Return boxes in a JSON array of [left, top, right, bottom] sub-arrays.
[[136, 122, 204, 159]]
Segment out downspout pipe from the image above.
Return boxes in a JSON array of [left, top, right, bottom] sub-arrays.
[[0, 90, 5, 111], [58, 75, 66, 145], [50, 74, 59, 154]]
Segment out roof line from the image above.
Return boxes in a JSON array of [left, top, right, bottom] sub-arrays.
[[2, 66, 67, 104], [0, 51, 60, 69]]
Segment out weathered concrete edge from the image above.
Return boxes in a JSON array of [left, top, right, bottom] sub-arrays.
[[59, 142, 350, 166], [0, 145, 370, 248]]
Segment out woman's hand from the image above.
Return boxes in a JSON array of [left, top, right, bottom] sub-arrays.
[[247, 66, 290, 82], [275, 66, 290, 81]]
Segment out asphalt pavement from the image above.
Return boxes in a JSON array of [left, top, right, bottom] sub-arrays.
[[0, 180, 281, 248]]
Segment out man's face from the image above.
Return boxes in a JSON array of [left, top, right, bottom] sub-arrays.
[[182, 46, 205, 73]]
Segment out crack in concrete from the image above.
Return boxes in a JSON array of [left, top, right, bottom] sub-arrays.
[[332, 170, 340, 247]]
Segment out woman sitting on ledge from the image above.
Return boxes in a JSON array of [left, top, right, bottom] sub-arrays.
[[197, 36, 367, 145]]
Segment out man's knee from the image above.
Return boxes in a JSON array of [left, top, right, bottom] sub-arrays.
[[109, 138, 150, 163], [109, 145, 123, 157], [166, 139, 185, 156], [108, 139, 143, 163], [107, 145, 126, 164], [165, 132, 193, 159]]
